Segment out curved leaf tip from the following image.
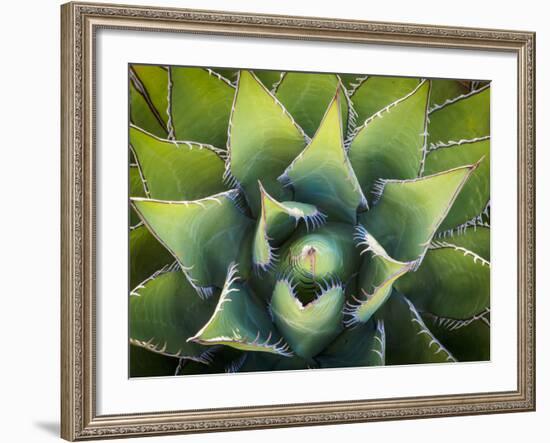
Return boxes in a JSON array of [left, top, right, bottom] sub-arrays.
[[345, 225, 414, 326]]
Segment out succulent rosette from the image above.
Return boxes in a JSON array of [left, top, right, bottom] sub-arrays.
[[129, 65, 490, 377]]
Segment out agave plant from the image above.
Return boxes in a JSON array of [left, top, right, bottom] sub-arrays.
[[129, 65, 490, 377]]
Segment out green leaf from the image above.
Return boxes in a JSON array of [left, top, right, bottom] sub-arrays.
[[317, 319, 385, 368], [210, 68, 238, 82], [131, 65, 169, 127], [349, 80, 431, 198], [362, 163, 478, 262], [428, 86, 490, 147], [395, 239, 490, 319], [270, 278, 345, 359], [382, 291, 456, 365], [422, 309, 490, 362], [437, 225, 490, 261], [424, 138, 490, 231], [130, 78, 167, 138], [130, 268, 218, 361], [429, 79, 470, 109], [276, 223, 361, 302], [472, 80, 491, 89], [339, 73, 365, 91], [280, 91, 366, 224], [129, 165, 146, 227], [188, 264, 292, 356], [129, 165, 146, 198], [132, 190, 253, 294], [346, 226, 414, 325], [130, 126, 226, 201], [253, 181, 326, 272], [351, 76, 420, 125], [276, 72, 348, 137], [254, 70, 283, 90], [129, 225, 174, 290], [129, 344, 180, 377], [169, 66, 235, 148], [227, 70, 308, 215]]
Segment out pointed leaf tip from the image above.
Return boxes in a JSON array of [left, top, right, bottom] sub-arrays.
[[228, 70, 308, 216], [279, 91, 366, 224], [253, 181, 326, 272], [349, 79, 430, 197], [131, 190, 253, 291], [169, 66, 235, 147], [362, 163, 477, 263], [346, 226, 414, 325], [188, 264, 293, 356], [276, 72, 349, 137]]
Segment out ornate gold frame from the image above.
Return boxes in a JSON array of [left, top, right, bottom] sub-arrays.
[[60, 1, 536, 440]]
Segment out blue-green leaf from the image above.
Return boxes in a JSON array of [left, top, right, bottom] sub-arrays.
[[362, 163, 478, 262], [131, 190, 253, 295], [279, 90, 366, 224], [227, 71, 308, 215], [169, 67, 235, 148], [270, 278, 345, 359], [382, 291, 456, 364], [317, 320, 386, 368], [349, 80, 431, 198], [253, 181, 326, 272], [130, 267, 218, 361], [188, 264, 292, 356]]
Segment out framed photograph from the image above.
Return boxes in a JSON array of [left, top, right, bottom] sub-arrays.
[[61, 1, 536, 440]]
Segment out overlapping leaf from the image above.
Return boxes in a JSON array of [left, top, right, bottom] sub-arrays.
[[382, 291, 456, 365], [227, 71, 308, 215], [429, 79, 470, 109], [345, 226, 414, 325], [129, 165, 146, 227], [349, 80, 431, 198], [129, 225, 173, 290], [424, 138, 490, 231], [362, 163, 477, 262], [252, 181, 326, 272], [132, 190, 253, 293], [422, 309, 490, 362], [279, 91, 366, 224], [130, 126, 226, 201], [275, 223, 361, 300], [276, 72, 349, 137], [130, 78, 167, 138], [351, 76, 420, 124], [131, 65, 169, 128], [130, 268, 218, 360], [428, 85, 490, 146], [318, 320, 386, 368], [188, 264, 292, 356], [255, 70, 283, 90], [270, 279, 345, 359], [169, 67, 235, 147], [395, 227, 490, 319]]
